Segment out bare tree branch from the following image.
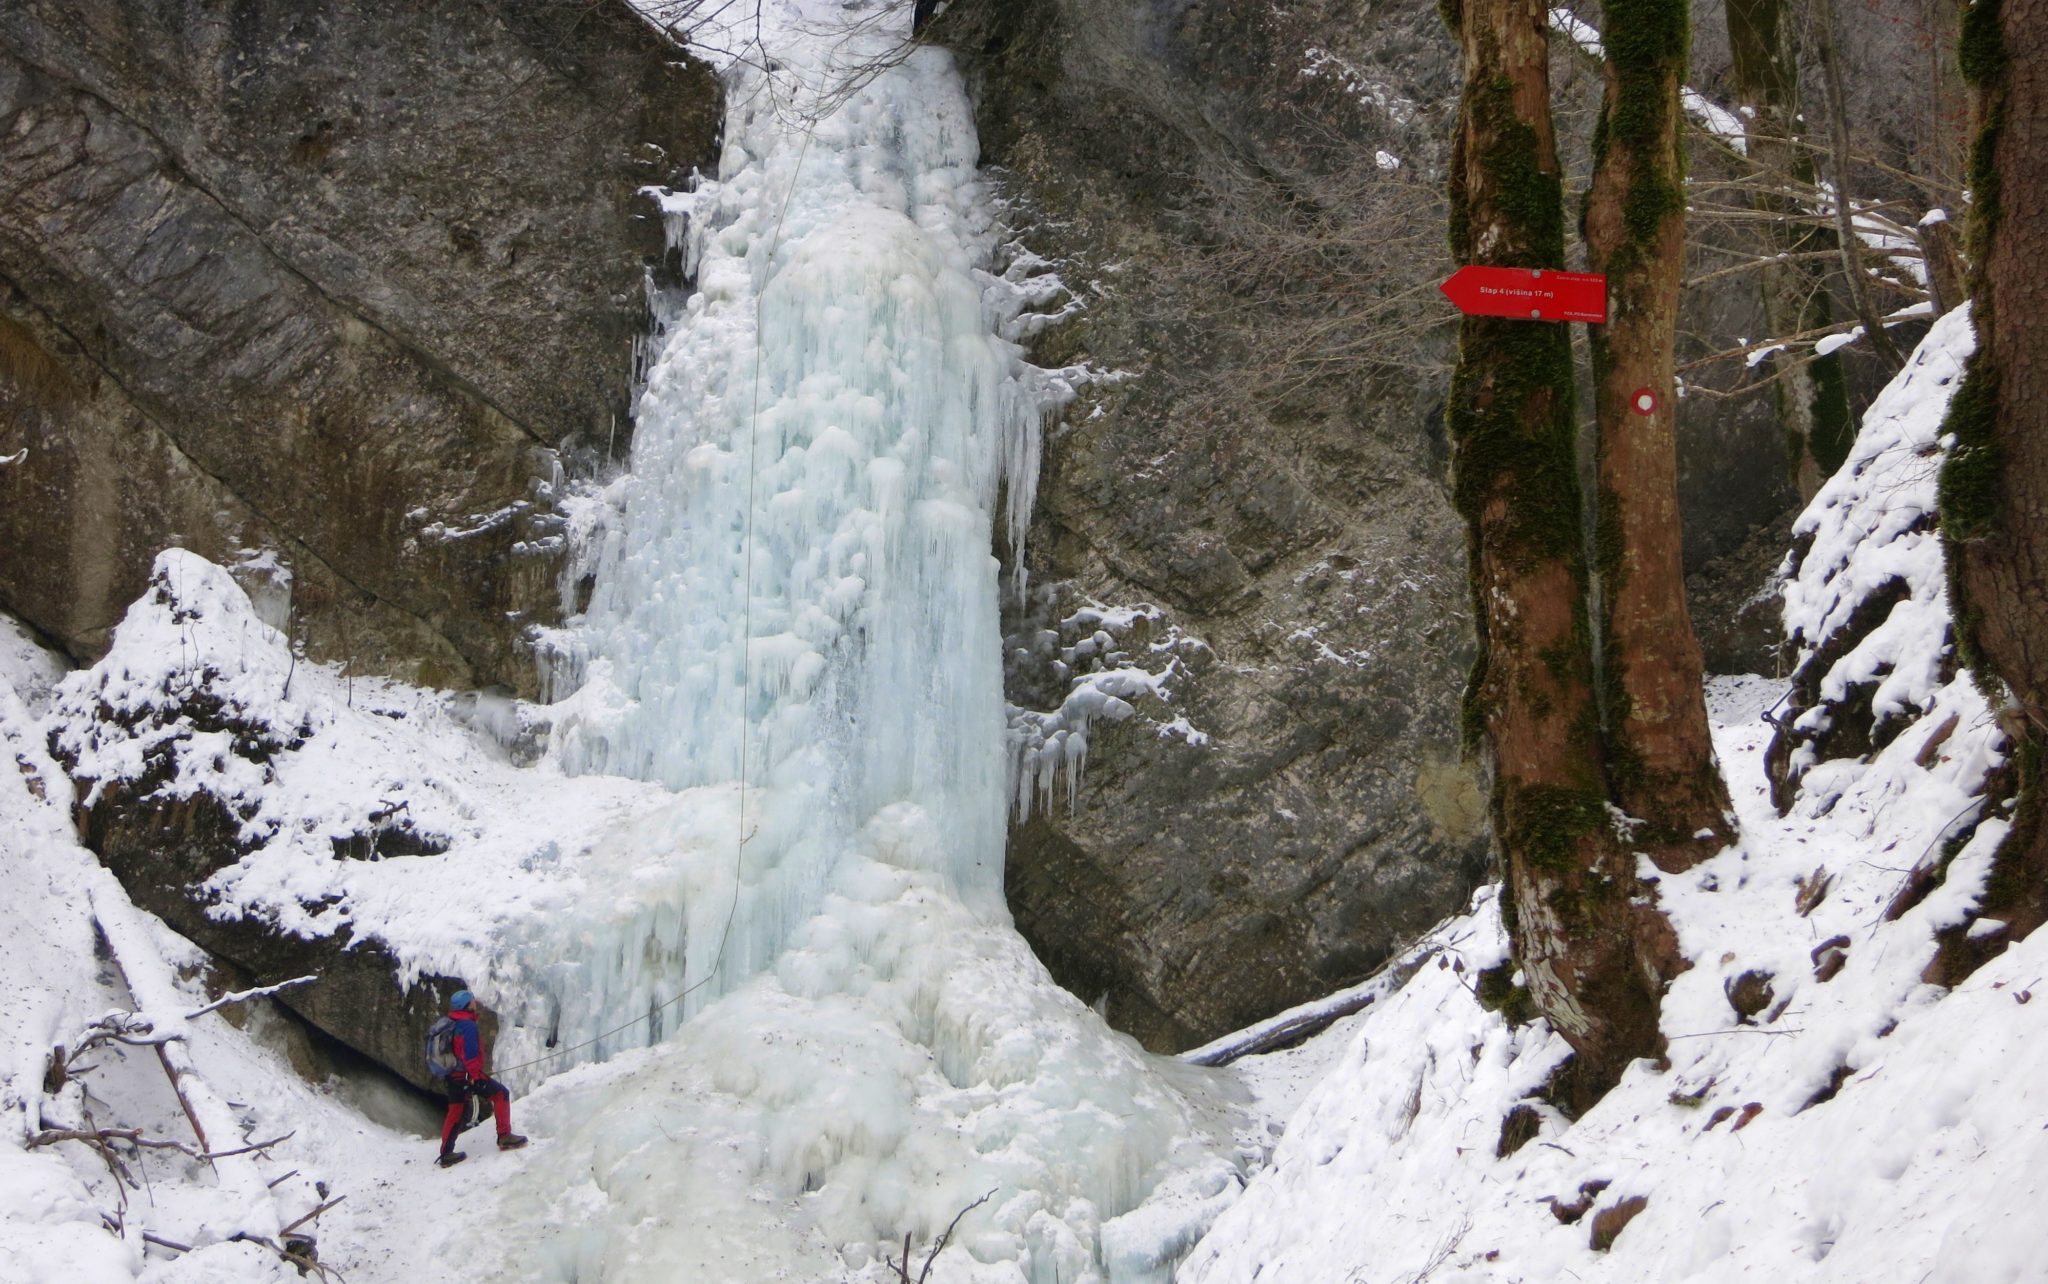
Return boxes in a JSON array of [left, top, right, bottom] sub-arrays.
[[185, 976, 317, 1021]]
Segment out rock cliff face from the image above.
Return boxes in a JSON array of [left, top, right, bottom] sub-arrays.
[[951, 0, 1494, 1050], [0, 0, 719, 694]]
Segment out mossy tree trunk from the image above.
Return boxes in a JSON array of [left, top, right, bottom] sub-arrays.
[[1581, 0, 1734, 870], [1935, 0, 2048, 977], [1443, 0, 1676, 1107], [1723, 0, 1854, 498]]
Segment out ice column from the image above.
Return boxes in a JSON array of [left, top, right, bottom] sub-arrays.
[[544, 23, 1041, 1036]]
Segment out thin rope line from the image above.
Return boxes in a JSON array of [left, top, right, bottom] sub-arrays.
[[496, 99, 819, 1083]]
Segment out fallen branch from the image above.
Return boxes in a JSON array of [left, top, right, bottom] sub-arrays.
[[72, 1106, 135, 1216], [68, 1011, 177, 1057], [912, 1190, 996, 1283], [203, 1131, 296, 1161], [32, 1126, 149, 1149], [186, 976, 317, 1021], [1183, 934, 1448, 1066], [87, 885, 288, 1237], [280, 1195, 346, 1237], [888, 1191, 998, 1283], [231, 1230, 344, 1282], [31, 1127, 295, 1162], [1666, 1026, 1805, 1040], [156, 1043, 212, 1159]]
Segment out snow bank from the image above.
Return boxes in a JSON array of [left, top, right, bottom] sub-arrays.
[[1, 612, 411, 1281], [0, 613, 66, 717], [1184, 668, 2030, 1281]]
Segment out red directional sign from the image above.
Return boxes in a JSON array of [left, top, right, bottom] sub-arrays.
[[1439, 266, 1608, 324]]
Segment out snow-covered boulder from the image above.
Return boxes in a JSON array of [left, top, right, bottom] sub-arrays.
[[46, 551, 470, 1088], [42, 550, 679, 1092]]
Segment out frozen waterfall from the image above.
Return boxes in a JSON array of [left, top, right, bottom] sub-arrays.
[[537, 0, 1044, 1038], [479, 4, 1249, 1281]]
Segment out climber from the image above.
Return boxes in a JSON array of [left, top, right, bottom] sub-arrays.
[[430, 989, 527, 1168]]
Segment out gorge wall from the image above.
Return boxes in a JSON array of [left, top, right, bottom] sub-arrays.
[[952, 0, 1493, 1050], [946, 0, 1916, 1049], [0, 0, 719, 694]]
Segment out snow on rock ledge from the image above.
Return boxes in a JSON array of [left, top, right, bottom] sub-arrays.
[[44, 549, 679, 1090], [1767, 305, 1995, 824], [1004, 599, 1211, 818]]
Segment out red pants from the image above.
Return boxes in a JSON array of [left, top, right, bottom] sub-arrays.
[[440, 1077, 511, 1153]]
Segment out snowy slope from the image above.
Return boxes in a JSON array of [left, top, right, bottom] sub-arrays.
[[37, 548, 699, 1086], [1, 608, 413, 1282], [1182, 305, 2044, 1282], [5, 557, 1252, 1284]]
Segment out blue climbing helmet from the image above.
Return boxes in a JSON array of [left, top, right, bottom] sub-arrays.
[[450, 988, 474, 1011]]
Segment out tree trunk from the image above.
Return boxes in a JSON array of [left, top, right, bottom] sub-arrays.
[[1582, 0, 1734, 868], [1917, 208, 1968, 318], [1443, 0, 1674, 1107], [1724, 0, 1855, 497], [1814, 0, 1908, 372], [1936, 0, 2048, 977]]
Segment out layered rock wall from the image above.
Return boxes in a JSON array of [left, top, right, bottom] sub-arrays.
[[954, 0, 1493, 1049], [0, 0, 719, 692]]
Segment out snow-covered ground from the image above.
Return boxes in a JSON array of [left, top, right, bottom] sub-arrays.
[[16, 532, 2034, 1281], [2, 560, 1248, 1284], [1183, 671, 2034, 1282], [42, 549, 688, 1034]]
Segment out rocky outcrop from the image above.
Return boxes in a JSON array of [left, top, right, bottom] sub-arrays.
[[1764, 309, 1977, 815], [45, 553, 467, 1091], [951, 0, 1492, 1050], [0, 0, 719, 694], [77, 769, 464, 1095]]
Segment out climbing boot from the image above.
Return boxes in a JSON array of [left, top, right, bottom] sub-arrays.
[[497, 1133, 528, 1150], [437, 1150, 467, 1168]]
